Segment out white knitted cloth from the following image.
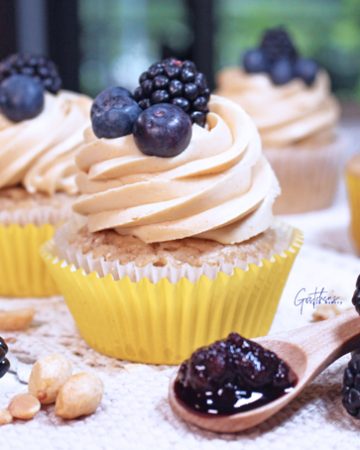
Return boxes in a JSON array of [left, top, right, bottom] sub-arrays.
[[0, 240, 359, 450], [1, 121, 360, 450]]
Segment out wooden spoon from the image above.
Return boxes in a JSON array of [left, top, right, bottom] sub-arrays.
[[169, 308, 360, 433]]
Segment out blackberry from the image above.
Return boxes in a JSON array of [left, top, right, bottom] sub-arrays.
[[133, 58, 210, 127], [342, 350, 360, 418], [0, 336, 9, 379], [260, 27, 298, 65], [351, 275, 360, 315], [0, 53, 62, 94], [175, 333, 296, 415]]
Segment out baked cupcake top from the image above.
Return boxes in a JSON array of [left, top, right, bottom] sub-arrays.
[[0, 54, 91, 195], [217, 27, 340, 148], [74, 58, 279, 245]]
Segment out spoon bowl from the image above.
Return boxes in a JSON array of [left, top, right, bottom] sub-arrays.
[[169, 308, 360, 433]]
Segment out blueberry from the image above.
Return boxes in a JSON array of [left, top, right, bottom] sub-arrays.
[[0, 74, 44, 122], [133, 103, 192, 158], [91, 86, 141, 139], [243, 48, 268, 73], [295, 58, 318, 86], [269, 59, 294, 85]]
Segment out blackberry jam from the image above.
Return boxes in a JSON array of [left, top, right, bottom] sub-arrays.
[[174, 333, 297, 415], [0, 337, 10, 379]]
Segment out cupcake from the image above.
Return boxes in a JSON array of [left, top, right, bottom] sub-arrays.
[[0, 54, 91, 297], [346, 154, 360, 254], [217, 27, 343, 214], [42, 58, 302, 364]]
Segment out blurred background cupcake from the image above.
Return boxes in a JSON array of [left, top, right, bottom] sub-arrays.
[[346, 154, 360, 254], [0, 53, 91, 297], [217, 27, 345, 214], [42, 58, 302, 365]]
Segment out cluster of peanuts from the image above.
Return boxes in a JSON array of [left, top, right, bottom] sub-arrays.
[[0, 354, 103, 425]]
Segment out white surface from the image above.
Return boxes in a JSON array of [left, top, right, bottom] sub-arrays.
[[0, 240, 358, 450], [1, 130, 360, 449]]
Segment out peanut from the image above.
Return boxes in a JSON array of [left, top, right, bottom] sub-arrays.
[[312, 304, 341, 322], [8, 393, 40, 420], [55, 372, 103, 420], [0, 308, 35, 331], [28, 353, 72, 405], [0, 409, 13, 425]]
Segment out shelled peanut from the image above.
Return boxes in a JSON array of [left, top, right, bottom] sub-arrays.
[[1, 353, 103, 425]]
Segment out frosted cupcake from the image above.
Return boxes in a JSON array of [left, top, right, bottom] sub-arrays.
[[217, 27, 343, 214], [0, 54, 91, 297], [42, 58, 302, 364]]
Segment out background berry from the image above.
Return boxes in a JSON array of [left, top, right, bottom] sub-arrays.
[[0, 74, 44, 122], [0, 53, 62, 94]]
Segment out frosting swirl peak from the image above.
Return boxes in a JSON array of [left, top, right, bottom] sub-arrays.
[[74, 95, 279, 244], [0, 91, 91, 195]]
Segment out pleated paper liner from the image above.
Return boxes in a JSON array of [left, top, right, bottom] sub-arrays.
[[265, 131, 346, 214], [41, 225, 303, 365], [0, 223, 58, 297], [346, 170, 360, 254]]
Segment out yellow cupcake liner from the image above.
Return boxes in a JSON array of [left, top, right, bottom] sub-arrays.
[[346, 172, 360, 254], [0, 223, 58, 297], [41, 227, 302, 365]]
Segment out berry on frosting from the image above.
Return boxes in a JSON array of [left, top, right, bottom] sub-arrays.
[[243, 48, 269, 73], [295, 58, 319, 86], [133, 103, 192, 157], [91, 86, 142, 139], [242, 27, 319, 87], [260, 27, 298, 65], [0, 74, 44, 122], [0, 53, 62, 94], [270, 59, 294, 85], [133, 58, 210, 127]]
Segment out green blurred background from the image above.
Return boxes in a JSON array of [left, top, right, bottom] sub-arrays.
[[79, 0, 360, 100]]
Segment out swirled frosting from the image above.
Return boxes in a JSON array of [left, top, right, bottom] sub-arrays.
[[74, 95, 280, 244], [0, 91, 91, 195], [217, 68, 340, 148]]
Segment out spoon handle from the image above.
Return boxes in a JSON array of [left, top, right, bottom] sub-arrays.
[[266, 309, 360, 382]]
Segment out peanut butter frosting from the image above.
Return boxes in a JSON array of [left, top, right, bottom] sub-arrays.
[[216, 68, 340, 148], [74, 95, 279, 245], [0, 91, 91, 195]]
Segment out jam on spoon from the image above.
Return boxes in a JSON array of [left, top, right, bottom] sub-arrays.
[[174, 333, 297, 415]]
